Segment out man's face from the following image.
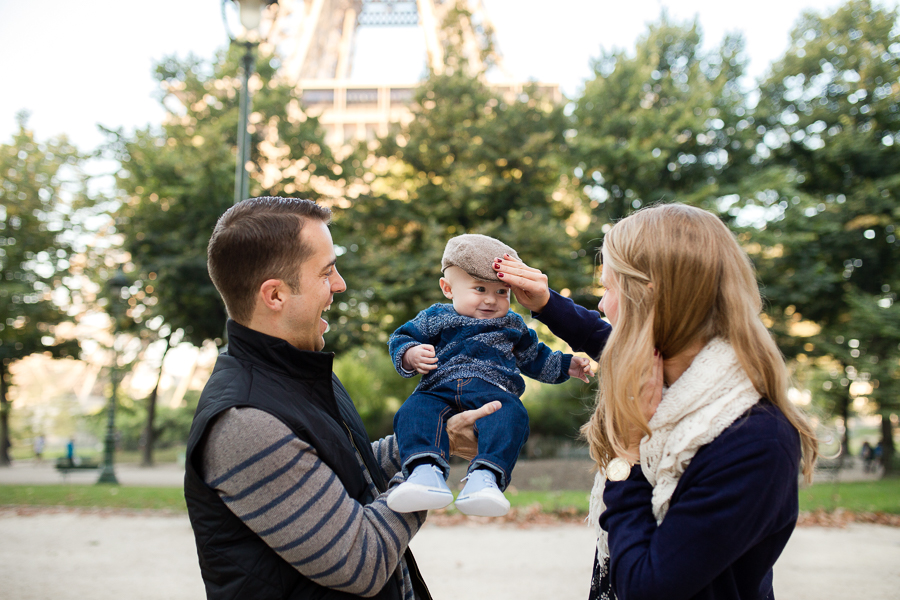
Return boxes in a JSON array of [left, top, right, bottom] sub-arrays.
[[440, 266, 511, 320], [282, 221, 346, 351]]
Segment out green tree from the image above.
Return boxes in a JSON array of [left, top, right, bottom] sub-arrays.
[[331, 64, 589, 351], [572, 14, 754, 225], [105, 46, 338, 463], [0, 114, 90, 465], [751, 0, 900, 473]]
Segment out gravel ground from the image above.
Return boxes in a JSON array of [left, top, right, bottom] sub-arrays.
[[1, 460, 896, 599], [0, 508, 898, 600]]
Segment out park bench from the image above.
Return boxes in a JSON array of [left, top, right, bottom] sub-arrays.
[[55, 457, 100, 477]]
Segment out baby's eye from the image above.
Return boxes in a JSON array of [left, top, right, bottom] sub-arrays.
[[497, 289, 508, 296], [474, 286, 486, 293]]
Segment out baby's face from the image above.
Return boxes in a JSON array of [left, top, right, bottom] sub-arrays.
[[440, 267, 511, 320]]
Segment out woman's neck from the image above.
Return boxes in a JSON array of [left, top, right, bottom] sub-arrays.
[[663, 338, 707, 386]]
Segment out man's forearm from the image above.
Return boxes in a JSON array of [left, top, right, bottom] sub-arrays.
[[203, 408, 423, 596]]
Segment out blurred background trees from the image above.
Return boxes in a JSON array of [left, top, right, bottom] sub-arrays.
[[750, 0, 900, 473], [572, 16, 755, 224], [1, 0, 897, 472], [0, 115, 94, 465]]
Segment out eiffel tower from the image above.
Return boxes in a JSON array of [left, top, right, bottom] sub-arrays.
[[266, 0, 560, 147]]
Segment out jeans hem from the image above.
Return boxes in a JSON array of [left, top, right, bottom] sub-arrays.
[[468, 459, 510, 491], [402, 452, 450, 480]]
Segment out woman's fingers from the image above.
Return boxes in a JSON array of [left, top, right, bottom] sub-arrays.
[[494, 256, 551, 312]]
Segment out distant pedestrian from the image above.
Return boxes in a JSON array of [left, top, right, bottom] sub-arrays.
[[65, 438, 75, 466], [861, 441, 875, 472], [33, 435, 45, 462]]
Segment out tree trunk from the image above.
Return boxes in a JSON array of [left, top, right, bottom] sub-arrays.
[[0, 363, 10, 466], [140, 333, 173, 467], [881, 413, 895, 477], [840, 395, 850, 467]]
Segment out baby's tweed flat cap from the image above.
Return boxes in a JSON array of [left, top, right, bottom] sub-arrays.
[[441, 234, 520, 282]]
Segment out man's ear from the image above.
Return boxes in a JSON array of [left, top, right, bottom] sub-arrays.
[[439, 277, 453, 299], [258, 279, 287, 311]]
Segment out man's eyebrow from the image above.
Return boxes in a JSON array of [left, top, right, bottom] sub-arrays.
[[320, 258, 337, 273]]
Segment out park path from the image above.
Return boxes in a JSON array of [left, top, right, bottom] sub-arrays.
[[1, 461, 897, 599], [0, 508, 898, 600]]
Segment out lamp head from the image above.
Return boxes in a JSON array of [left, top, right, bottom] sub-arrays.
[[227, 0, 278, 40]]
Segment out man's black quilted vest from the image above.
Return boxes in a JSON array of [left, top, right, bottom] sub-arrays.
[[184, 320, 431, 600]]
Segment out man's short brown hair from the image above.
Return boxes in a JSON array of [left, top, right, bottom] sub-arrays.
[[207, 197, 332, 324]]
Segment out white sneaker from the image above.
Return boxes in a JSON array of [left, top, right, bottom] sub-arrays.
[[387, 464, 454, 513], [454, 469, 510, 517]]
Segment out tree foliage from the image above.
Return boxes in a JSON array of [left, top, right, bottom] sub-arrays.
[[572, 15, 754, 223], [0, 114, 90, 464], [106, 45, 338, 348], [330, 68, 590, 351], [750, 0, 900, 470]]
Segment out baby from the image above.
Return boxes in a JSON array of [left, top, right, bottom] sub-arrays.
[[387, 234, 592, 516]]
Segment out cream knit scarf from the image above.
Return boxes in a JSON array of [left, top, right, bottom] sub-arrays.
[[588, 337, 761, 560]]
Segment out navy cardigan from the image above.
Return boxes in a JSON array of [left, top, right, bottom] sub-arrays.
[[534, 290, 801, 600]]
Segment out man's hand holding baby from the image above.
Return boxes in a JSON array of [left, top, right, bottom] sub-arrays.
[[402, 344, 439, 374]]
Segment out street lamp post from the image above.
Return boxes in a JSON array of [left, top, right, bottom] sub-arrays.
[[97, 270, 130, 485], [223, 0, 279, 205]]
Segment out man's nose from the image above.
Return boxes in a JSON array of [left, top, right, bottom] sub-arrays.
[[333, 270, 347, 293]]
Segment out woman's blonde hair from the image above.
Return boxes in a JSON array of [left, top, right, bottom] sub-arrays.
[[581, 203, 818, 482]]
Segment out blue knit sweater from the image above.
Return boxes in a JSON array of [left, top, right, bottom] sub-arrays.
[[388, 303, 572, 396]]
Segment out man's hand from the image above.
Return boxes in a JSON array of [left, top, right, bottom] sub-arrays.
[[569, 356, 594, 383], [492, 255, 551, 313], [402, 344, 438, 374], [447, 401, 502, 460]]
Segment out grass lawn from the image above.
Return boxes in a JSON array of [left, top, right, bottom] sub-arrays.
[[507, 489, 590, 513], [0, 484, 187, 511], [799, 478, 900, 514], [1, 479, 897, 516]]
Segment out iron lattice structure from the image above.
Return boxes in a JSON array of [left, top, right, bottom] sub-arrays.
[[259, 0, 558, 147]]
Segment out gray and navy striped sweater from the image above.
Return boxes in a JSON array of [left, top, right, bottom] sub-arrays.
[[201, 407, 423, 599]]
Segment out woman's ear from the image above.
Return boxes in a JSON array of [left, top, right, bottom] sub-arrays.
[[439, 277, 453, 299]]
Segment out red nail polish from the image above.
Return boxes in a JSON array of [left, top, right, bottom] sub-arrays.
[[654, 349, 659, 357], [493, 263, 500, 269], [498, 273, 504, 278]]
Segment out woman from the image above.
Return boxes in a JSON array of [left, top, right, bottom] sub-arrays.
[[494, 203, 818, 600]]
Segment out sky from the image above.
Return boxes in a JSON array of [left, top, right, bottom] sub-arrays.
[[0, 0, 893, 154]]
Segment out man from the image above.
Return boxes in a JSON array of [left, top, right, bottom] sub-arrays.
[[185, 197, 497, 600]]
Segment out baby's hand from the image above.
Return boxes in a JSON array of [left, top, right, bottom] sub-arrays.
[[569, 356, 594, 383], [402, 344, 438, 375]]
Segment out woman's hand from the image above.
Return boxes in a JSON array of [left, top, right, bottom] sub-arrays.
[[447, 401, 502, 460], [492, 254, 551, 313], [624, 351, 664, 458]]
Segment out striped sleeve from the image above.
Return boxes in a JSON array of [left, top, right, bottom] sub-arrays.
[[371, 435, 403, 482], [201, 407, 424, 597]]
